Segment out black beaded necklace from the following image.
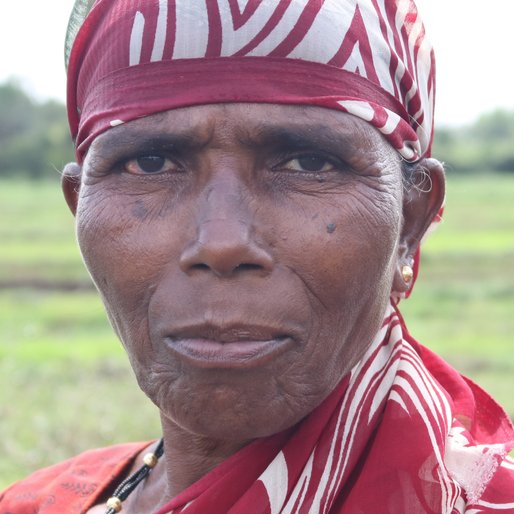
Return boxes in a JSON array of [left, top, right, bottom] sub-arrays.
[[104, 438, 165, 514]]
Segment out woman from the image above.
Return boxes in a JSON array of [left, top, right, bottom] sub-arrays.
[[1, 0, 513, 513]]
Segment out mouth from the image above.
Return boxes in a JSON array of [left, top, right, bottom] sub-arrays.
[[163, 324, 296, 369]]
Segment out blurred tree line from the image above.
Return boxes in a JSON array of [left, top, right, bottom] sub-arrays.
[[433, 110, 514, 173], [0, 81, 74, 179], [1, 80, 514, 178]]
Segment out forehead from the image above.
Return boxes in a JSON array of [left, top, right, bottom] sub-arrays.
[[89, 103, 394, 158]]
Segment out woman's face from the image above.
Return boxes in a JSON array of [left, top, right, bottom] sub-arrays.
[[70, 104, 421, 440]]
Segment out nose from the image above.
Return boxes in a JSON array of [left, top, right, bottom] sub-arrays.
[[179, 181, 274, 277]]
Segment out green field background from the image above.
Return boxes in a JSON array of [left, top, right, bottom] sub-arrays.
[[0, 175, 513, 488]]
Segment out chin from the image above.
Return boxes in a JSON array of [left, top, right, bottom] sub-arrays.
[[141, 366, 310, 441]]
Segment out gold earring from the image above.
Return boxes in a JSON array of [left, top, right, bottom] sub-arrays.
[[401, 265, 414, 284]]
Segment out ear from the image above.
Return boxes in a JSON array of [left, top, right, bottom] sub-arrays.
[[392, 158, 445, 295], [61, 162, 82, 216]]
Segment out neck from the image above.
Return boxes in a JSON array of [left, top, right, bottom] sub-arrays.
[[160, 414, 253, 498]]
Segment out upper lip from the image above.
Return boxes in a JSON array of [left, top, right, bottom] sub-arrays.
[[165, 322, 294, 344]]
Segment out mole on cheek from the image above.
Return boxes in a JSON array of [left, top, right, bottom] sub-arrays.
[[326, 223, 336, 234], [132, 200, 149, 220]]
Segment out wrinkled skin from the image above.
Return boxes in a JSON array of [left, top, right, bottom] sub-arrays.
[[62, 103, 444, 510]]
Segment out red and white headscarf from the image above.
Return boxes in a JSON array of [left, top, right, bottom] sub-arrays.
[[67, 0, 435, 163]]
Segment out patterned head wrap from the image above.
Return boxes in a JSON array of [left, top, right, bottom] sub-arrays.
[[66, 0, 435, 164]]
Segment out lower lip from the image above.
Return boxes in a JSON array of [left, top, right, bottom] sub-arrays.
[[164, 336, 294, 369]]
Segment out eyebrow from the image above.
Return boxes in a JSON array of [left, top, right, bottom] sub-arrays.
[[238, 123, 362, 156], [92, 128, 212, 162]]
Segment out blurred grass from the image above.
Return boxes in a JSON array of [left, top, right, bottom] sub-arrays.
[[0, 178, 162, 487], [401, 173, 514, 413], [0, 179, 87, 284], [0, 174, 513, 488]]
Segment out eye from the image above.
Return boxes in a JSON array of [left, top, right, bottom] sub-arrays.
[[277, 155, 337, 173], [123, 155, 178, 175]]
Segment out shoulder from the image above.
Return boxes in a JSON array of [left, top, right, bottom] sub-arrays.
[[0, 441, 152, 514]]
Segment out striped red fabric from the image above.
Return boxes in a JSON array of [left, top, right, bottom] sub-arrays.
[[149, 303, 514, 514], [67, 0, 435, 163]]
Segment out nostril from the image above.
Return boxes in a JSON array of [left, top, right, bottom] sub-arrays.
[[191, 263, 210, 271], [188, 262, 264, 275]]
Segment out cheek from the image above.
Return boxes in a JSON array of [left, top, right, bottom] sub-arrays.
[[271, 187, 402, 378], [75, 186, 176, 343], [280, 190, 401, 306]]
